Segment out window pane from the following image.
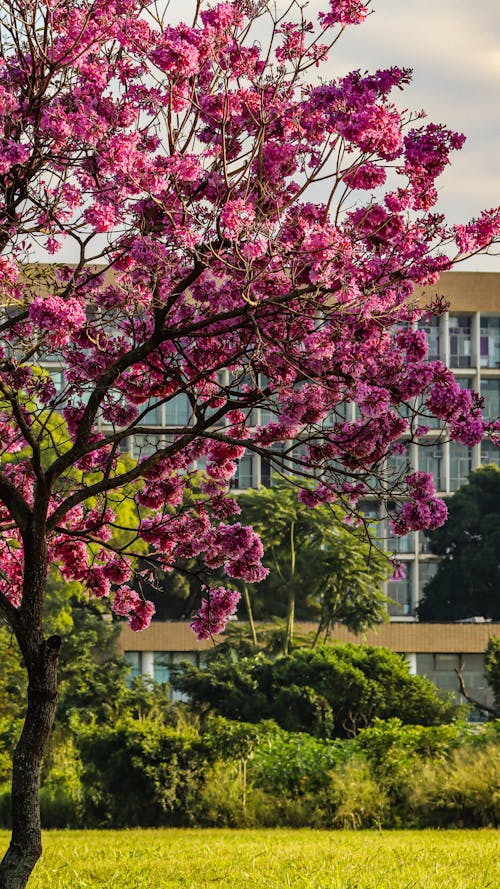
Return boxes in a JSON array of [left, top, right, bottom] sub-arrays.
[[153, 652, 171, 685], [481, 378, 500, 422], [418, 316, 440, 360], [418, 561, 439, 597], [480, 439, 500, 467], [449, 442, 472, 491], [132, 433, 162, 460], [449, 315, 472, 368], [388, 532, 415, 554], [165, 394, 191, 426], [124, 651, 141, 682], [480, 317, 500, 368], [387, 563, 413, 616], [418, 443, 443, 490], [233, 454, 254, 489]]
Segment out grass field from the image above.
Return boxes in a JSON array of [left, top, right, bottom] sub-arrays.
[[0, 829, 499, 888]]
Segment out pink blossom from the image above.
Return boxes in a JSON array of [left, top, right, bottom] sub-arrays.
[[190, 587, 241, 639], [319, 0, 368, 27], [84, 201, 117, 232], [112, 585, 141, 615], [220, 199, 256, 238], [128, 599, 156, 631]]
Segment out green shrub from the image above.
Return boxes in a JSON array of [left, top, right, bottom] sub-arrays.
[[76, 716, 207, 827], [327, 757, 388, 829], [249, 725, 346, 797], [408, 742, 500, 827]]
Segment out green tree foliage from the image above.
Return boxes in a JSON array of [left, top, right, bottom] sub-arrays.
[[485, 637, 500, 713], [418, 465, 500, 620], [173, 644, 457, 738], [77, 718, 206, 828], [235, 480, 390, 652]]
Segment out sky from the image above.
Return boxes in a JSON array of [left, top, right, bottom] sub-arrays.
[[309, 0, 500, 270]]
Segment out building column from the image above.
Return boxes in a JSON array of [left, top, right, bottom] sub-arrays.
[[141, 650, 155, 679], [405, 652, 417, 675]]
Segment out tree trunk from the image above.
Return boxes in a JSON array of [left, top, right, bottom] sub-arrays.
[[283, 521, 296, 655], [242, 583, 258, 651], [0, 634, 61, 889]]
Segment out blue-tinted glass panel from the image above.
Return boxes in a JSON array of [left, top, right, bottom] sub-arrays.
[[418, 561, 439, 596], [480, 439, 500, 467], [481, 378, 500, 421], [418, 316, 440, 360], [132, 433, 161, 460], [153, 652, 171, 685], [233, 454, 254, 489], [418, 443, 443, 491], [449, 442, 472, 491], [480, 317, 500, 368], [386, 529, 415, 555], [124, 651, 141, 683], [387, 563, 413, 616], [449, 315, 472, 368], [165, 394, 191, 426]]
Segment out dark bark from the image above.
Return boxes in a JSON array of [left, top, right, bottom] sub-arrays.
[[0, 634, 61, 889], [454, 666, 498, 718]]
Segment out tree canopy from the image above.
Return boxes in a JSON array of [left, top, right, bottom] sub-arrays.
[[173, 643, 458, 738], [418, 465, 500, 621], [0, 0, 498, 883], [235, 480, 389, 650]]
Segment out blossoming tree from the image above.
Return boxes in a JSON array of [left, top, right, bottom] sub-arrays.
[[0, 0, 498, 883]]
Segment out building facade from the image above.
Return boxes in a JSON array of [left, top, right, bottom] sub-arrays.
[[119, 619, 499, 713], [117, 271, 500, 707]]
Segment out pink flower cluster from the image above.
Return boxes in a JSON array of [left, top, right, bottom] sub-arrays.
[[0, 0, 497, 639], [29, 295, 86, 346], [112, 587, 156, 631], [319, 0, 368, 27], [390, 472, 448, 536], [190, 586, 241, 639]]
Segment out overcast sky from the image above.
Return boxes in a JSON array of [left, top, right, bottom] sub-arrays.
[[310, 0, 500, 270]]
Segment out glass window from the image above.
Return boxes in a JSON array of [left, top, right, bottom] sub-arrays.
[[124, 651, 141, 682], [481, 439, 500, 467], [165, 393, 191, 426], [49, 370, 64, 394], [481, 378, 500, 422], [153, 652, 171, 685], [480, 317, 500, 368], [449, 442, 472, 491], [449, 315, 472, 368], [140, 398, 163, 427], [418, 443, 443, 491], [435, 653, 459, 671], [418, 315, 440, 360], [386, 447, 411, 482], [387, 563, 413, 616], [386, 530, 415, 555], [233, 453, 254, 489], [418, 561, 439, 597], [414, 396, 441, 430], [416, 653, 434, 675]]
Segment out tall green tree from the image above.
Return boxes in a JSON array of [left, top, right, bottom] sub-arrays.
[[236, 481, 390, 653], [418, 465, 500, 621], [173, 644, 458, 738]]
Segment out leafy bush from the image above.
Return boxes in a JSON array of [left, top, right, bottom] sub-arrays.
[[327, 757, 388, 829], [76, 717, 207, 827], [409, 742, 500, 827], [174, 644, 458, 738]]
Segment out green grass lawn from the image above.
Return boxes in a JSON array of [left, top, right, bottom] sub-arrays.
[[1, 829, 499, 889]]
